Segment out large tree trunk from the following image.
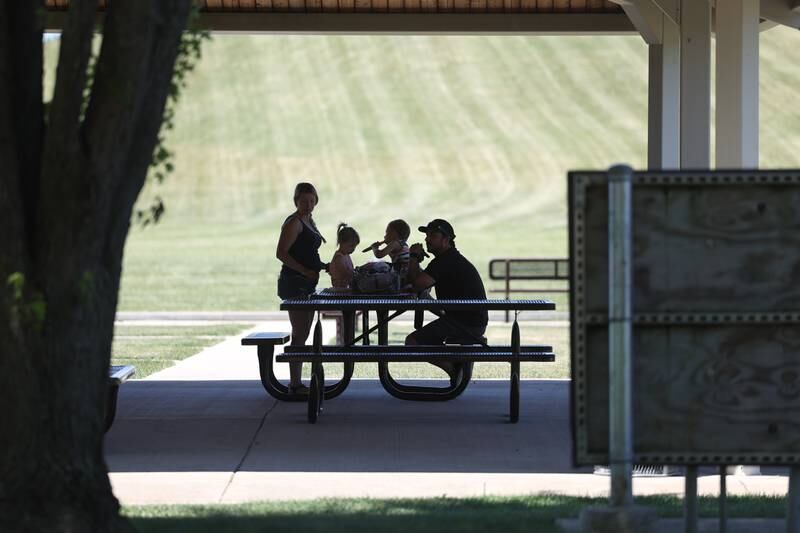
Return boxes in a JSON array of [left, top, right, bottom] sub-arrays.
[[0, 1, 191, 531]]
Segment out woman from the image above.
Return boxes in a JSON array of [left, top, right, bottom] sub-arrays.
[[276, 182, 327, 393]]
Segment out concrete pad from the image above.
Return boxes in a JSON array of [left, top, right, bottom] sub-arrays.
[[105, 380, 275, 472], [105, 375, 790, 506], [110, 472, 233, 505], [144, 320, 336, 381], [241, 380, 580, 474], [222, 472, 604, 503]]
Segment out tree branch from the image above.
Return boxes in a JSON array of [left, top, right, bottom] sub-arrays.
[[0, 1, 44, 281], [36, 0, 96, 275]]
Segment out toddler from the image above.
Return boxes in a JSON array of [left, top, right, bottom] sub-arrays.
[[369, 219, 410, 272], [329, 223, 360, 288]]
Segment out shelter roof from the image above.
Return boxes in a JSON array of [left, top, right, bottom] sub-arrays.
[[44, 0, 633, 33], [45, 0, 623, 15]]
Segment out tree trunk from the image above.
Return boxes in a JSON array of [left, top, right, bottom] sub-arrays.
[[0, 1, 191, 531]]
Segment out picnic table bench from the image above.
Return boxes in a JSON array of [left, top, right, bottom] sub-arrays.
[[279, 343, 554, 423], [241, 293, 555, 424], [106, 365, 135, 432]]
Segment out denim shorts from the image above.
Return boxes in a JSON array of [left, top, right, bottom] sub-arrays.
[[278, 271, 317, 300]]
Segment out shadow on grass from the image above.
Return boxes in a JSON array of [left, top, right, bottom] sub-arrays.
[[127, 495, 788, 533]]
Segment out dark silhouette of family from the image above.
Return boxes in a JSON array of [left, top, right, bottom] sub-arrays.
[[276, 182, 487, 392]]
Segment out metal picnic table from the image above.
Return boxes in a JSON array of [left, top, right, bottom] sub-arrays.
[[275, 292, 556, 401]]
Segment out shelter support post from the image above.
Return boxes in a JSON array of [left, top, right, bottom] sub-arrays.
[[717, 1, 763, 478], [579, 165, 655, 533], [789, 466, 800, 533], [648, 16, 680, 170], [719, 466, 728, 533], [684, 465, 698, 533], [680, 0, 711, 168], [715, 0, 759, 169]]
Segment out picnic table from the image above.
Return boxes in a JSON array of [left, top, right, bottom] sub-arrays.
[[280, 292, 553, 402]]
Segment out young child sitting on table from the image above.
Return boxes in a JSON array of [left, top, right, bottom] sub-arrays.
[[329, 223, 360, 288], [368, 219, 410, 273]]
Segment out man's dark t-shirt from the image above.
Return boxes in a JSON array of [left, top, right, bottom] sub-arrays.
[[424, 247, 488, 328]]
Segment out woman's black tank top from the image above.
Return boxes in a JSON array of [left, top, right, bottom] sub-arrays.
[[281, 215, 323, 276]]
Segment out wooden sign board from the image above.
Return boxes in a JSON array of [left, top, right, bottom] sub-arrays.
[[569, 170, 800, 466]]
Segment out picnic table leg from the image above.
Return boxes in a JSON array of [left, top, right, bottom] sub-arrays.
[[362, 311, 370, 345], [320, 310, 355, 400], [510, 360, 520, 423], [104, 383, 120, 432], [256, 344, 303, 402], [379, 363, 472, 401], [376, 310, 473, 401], [255, 342, 352, 403], [377, 309, 389, 344], [308, 360, 322, 423]]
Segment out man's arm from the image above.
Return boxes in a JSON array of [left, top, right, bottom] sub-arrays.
[[406, 243, 435, 292]]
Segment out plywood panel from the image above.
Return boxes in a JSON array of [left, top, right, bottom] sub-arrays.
[[585, 324, 800, 461], [571, 171, 800, 466], [582, 185, 800, 314]]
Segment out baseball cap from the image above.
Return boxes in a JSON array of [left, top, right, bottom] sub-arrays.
[[418, 219, 455, 240]]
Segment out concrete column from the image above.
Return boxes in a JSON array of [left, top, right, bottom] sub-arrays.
[[648, 16, 680, 170], [680, 0, 712, 168], [715, 0, 759, 168]]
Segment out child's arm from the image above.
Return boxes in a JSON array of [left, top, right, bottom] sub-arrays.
[[372, 240, 399, 259]]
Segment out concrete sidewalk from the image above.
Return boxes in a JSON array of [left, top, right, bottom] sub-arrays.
[[105, 319, 790, 506]]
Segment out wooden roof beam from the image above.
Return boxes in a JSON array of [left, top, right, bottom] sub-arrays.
[[609, 0, 667, 43], [760, 0, 800, 28], [45, 12, 636, 34]]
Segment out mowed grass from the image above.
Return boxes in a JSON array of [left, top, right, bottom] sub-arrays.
[[302, 320, 569, 379], [112, 324, 254, 378], [124, 495, 787, 533], [43, 30, 800, 311]]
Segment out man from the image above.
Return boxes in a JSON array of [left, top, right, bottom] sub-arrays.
[[405, 218, 488, 346]]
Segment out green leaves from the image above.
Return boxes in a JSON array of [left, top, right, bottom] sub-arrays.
[[7, 272, 25, 301], [6, 272, 47, 332], [138, 9, 210, 228]]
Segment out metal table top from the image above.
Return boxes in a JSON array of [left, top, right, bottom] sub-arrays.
[[280, 296, 556, 311]]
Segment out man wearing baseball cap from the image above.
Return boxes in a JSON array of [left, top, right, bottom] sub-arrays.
[[405, 219, 488, 352]]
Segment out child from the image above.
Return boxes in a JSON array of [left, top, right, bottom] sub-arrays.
[[369, 219, 410, 272], [329, 223, 360, 288]]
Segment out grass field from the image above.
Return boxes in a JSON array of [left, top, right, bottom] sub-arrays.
[[112, 324, 254, 378], [125, 495, 788, 533], [43, 30, 800, 311]]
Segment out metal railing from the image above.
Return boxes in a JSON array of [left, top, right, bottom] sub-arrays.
[[488, 258, 569, 321]]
